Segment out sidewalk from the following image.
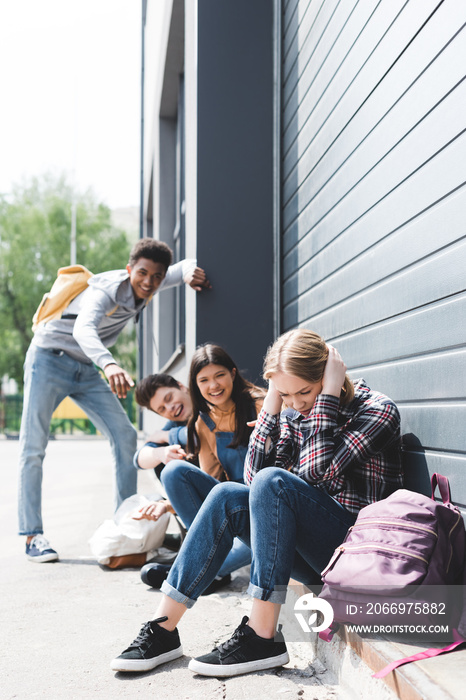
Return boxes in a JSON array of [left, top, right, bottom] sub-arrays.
[[6, 437, 465, 699], [2, 437, 464, 699], [3, 436, 367, 700]]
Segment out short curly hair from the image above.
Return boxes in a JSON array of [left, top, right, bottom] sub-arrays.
[[128, 238, 173, 271]]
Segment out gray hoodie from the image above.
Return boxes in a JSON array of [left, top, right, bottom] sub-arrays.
[[32, 259, 195, 369]]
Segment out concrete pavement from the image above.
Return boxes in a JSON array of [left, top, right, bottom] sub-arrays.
[[0, 436, 392, 700]]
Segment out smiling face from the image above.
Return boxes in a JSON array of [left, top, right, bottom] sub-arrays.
[[126, 257, 167, 300], [149, 383, 192, 422], [195, 363, 236, 410], [272, 371, 322, 417]]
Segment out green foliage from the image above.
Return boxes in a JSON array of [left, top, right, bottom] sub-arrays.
[[0, 173, 136, 387]]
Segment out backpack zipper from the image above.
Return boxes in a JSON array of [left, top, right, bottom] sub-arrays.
[[321, 546, 346, 577], [342, 543, 428, 564], [446, 511, 462, 574], [322, 542, 429, 579], [352, 519, 437, 538]]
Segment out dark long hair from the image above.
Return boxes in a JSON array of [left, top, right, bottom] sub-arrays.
[[186, 344, 264, 454]]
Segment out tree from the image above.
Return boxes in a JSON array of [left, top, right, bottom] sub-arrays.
[[0, 173, 136, 388]]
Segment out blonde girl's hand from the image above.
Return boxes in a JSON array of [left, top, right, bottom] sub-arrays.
[[132, 501, 168, 521], [322, 345, 347, 398], [263, 378, 283, 415]]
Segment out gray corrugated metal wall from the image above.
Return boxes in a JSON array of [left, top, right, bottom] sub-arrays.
[[281, 0, 466, 509]]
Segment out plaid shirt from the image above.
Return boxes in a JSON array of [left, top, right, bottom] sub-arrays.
[[244, 379, 402, 514]]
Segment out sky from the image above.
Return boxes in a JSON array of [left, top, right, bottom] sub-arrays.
[[0, 1, 142, 209]]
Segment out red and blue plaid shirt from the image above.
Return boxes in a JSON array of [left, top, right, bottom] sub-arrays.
[[244, 379, 402, 514]]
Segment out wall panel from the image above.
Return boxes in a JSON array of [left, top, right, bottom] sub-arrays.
[[281, 0, 466, 509]]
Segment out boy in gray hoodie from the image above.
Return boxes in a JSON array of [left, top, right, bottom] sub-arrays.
[[18, 238, 209, 562]]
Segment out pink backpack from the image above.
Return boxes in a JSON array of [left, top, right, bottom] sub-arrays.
[[319, 474, 466, 677]]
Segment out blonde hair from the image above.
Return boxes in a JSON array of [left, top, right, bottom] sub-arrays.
[[263, 329, 354, 405]]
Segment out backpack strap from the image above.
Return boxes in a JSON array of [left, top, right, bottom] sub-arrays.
[[319, 623, 340, 642], [373, 630, 465, 678], [320, 624, 466, 679], [106, 304, 119, 317], [431, 473, 452, 504], [59, 304, 119, 322]]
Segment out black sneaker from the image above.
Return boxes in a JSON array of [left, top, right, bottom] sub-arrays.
[[201, 573, 231, 596], [188, 616, 289, 677], [162, 532, 183, 552], [140, 563, 171, 588], [110, 616, 183, 672]]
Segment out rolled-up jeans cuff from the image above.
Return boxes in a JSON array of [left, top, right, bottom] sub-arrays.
[[246, 582, 288, 604], [160, 580, 197, 609]]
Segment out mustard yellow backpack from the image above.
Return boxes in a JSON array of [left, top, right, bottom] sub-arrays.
[[32, 264, 93, 332]]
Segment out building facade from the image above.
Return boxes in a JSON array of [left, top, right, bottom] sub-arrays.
[[141, 0, 466, 514]]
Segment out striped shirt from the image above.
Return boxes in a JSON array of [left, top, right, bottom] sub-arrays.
[[244, 379, 402, 514]]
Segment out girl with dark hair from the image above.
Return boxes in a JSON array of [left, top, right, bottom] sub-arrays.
[[186, 343, 263, 469], [136, 343, 264, 593]]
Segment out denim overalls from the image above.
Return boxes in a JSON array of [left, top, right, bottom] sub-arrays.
[[198, 411, 247, 483]]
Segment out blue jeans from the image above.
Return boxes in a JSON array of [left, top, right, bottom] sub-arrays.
[[18, 345, 138, 535], [161, 467, 356, 607], [161, 460, 251, 577]]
